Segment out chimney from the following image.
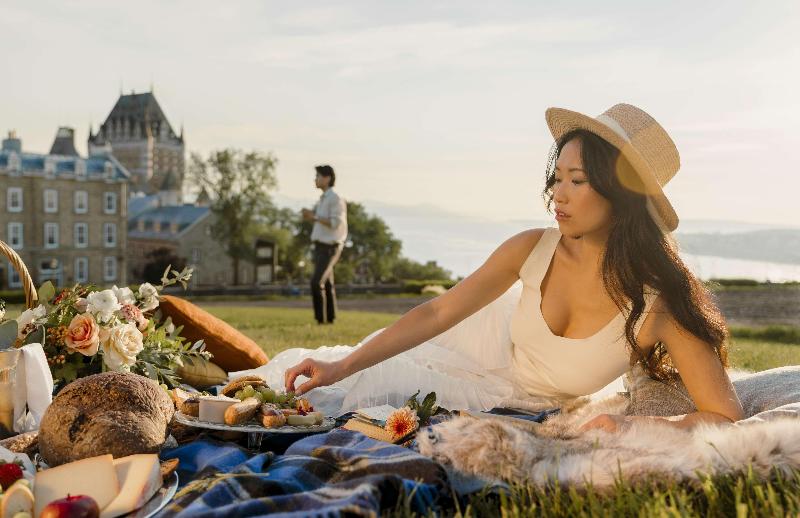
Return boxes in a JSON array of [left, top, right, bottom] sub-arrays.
[[2, 130, 22, 153], [49, 127, 79, 156]]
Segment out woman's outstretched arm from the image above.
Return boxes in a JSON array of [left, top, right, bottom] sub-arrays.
[[284, 229, 544, 395]]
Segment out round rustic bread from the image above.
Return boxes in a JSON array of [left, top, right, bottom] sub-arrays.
[[39, 372, 175, 466]]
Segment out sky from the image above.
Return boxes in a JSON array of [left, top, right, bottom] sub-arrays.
[[2, 0, 799, 227]]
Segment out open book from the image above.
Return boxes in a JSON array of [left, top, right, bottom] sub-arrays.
[[342, 405, 406, 443]]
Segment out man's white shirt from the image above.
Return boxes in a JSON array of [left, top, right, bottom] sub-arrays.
[[311, 189, 348, 244]]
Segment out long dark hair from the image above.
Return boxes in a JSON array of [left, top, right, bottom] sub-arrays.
[[543, 129, 729, 381]]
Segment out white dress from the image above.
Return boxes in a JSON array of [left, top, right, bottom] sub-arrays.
[[233, 228, 657, 417]]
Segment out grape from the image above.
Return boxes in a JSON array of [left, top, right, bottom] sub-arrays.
[[253, 392, 265, 403], [234, 390, 244, 401], [261, 389, 276, 403]]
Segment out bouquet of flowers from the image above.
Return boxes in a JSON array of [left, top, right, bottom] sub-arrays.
[[0, 266, 211, 388]]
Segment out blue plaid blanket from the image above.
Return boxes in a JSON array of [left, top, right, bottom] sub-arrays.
[[155, 430, 451, 517]]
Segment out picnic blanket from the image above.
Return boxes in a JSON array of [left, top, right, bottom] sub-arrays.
[[155, 430, 451, 517]]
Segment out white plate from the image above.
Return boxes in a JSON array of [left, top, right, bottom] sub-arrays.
[[124, 472, 178, 518], [174, 411, 336, 434]]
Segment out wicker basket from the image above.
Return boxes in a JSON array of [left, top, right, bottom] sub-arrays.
[[0, 240, 39, 309]]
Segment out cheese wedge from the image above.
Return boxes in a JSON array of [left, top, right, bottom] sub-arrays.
[[34, 454, 119, 518], [99, 454, 162, 518], [1, 482, 34, 518]]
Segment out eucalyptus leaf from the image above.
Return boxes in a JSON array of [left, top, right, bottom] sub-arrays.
[[144, 362, 158, 381], [24, 325, 44, 346], [38, 281, 56, 304], [0, 320, 18, 349]]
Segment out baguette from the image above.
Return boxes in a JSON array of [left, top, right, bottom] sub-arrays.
[[221, 376, 267, 397], [224, 397, 261, 425]]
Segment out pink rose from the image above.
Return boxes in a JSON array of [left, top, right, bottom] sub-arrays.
[[120, 304, 148, 331], [65, 313, 100, 356]]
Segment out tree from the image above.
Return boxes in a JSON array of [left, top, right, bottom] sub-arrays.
[[188, 149, 278, 285], [391, 258, 452, 282], [259, 205, 312, 283], [141, 248, 187, 285], [338, 202, 402, 283]]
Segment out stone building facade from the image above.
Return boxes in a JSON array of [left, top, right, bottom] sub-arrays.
[[88, 91, 184, 196], [0, 130, 130, 289], [127, 203, 256, 287]]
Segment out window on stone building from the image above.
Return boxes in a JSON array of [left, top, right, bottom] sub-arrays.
[[7, 223, 23, 250], [75, 159, 86, 178], [8, 268, 20, 289], [191, 248, 201, 264], [75, 223, 88, 248], [104, 192, 117, 214], [44, 158, 56, 178], [103, 223, 117, 247], [74, 191, 88, 213], [104, 161, 114, 179], [103, 256, 117, 281], [75, 257, 89, 283], [44, 223, 59, 249], [7, 153, 20, 174], [7, 188, 22, 212], [44, 189, 58, 213]]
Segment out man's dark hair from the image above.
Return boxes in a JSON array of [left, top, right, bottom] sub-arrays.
[[315, 164, 336, 187]]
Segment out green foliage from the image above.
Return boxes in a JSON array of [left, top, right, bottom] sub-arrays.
[[0, 320, 17, 349], [730, 325, 800, 345], [0, 291, 25, 305], [709, 277, 761, 287], [188, 149, 279, 285], [261, 199, 453, 285], [340, 202, 402, 283], [391, 258, 452, 284], [37, 281, 56, 306], [404, 390, 438, 426], [258, 205, 313, 283]]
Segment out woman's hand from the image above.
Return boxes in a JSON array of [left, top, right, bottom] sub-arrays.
[[284, 358, 344, 395], [578, 414, 631, 434]]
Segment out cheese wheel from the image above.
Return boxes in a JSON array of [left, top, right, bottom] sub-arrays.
[[34, 454, 119, 518], [286, 412, 323, 426], [100, 454, 162, 518]]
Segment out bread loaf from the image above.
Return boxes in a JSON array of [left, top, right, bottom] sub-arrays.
[[39, 372, 175, 466]]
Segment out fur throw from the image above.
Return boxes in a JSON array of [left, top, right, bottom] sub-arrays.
[[416, 393, 800, 487]]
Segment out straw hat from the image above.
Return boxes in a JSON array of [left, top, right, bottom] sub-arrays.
[[545, 103, 680, 232]]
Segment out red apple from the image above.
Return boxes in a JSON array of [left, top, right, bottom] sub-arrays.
[[40, 494, 100, 518]]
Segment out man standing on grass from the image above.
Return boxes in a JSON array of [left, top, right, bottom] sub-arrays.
[[302, 165, 348, 324]]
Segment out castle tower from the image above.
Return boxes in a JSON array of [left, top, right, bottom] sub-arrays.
[[89, 91, 184, 195]]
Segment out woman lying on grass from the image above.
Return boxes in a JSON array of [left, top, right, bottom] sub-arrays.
[[284, 103, 745, 432]]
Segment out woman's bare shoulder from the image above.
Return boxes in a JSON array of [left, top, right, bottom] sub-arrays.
[[491, 228, 547, 273]]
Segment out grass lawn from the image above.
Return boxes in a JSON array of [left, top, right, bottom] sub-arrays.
[[202, 305, 800, 371], [202, 305, 398, 359], [202, 305, 800, 517]]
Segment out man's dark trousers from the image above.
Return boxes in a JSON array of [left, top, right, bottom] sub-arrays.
[[311, 241, 343, 323]]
